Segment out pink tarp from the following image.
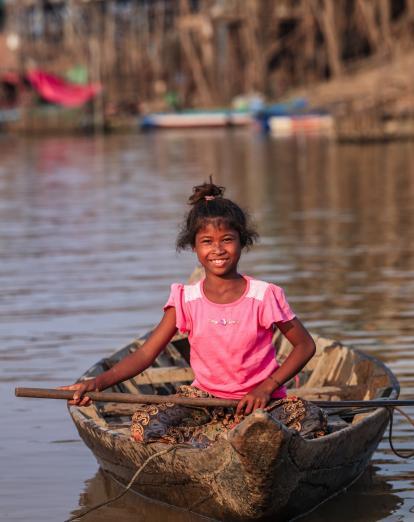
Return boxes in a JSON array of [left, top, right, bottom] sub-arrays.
[[26, 70, 101, 108]]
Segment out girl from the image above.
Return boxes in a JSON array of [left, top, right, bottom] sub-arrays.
[[62, 181, 327, 447]]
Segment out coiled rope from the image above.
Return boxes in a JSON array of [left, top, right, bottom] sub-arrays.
[[388, 406, 414, 459]]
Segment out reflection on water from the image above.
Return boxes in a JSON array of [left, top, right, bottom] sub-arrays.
[[1, 131, 414, 521], [70, 469, 212, 522], [70, 464, 401, 522], [302, 465, 402, 522]]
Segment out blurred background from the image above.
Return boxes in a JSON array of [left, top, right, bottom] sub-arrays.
[[1, 0, 414, 137], [1, 2, 414, 521]]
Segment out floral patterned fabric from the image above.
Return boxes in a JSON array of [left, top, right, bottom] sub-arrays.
[[131, 385, 327, 448]]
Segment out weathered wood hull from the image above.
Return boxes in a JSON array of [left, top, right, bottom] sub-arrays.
[[69, 334, 399, 521]]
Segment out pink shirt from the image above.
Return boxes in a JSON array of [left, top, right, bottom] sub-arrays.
[[164, 275, 295, 399]]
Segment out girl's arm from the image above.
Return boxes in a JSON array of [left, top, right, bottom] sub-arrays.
[[60, 307, 178, 406], [236, 317, 315, 415]]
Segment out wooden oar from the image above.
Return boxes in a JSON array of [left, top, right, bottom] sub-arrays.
[[15, 387, 238, 408], [14, 387, 410, 409]]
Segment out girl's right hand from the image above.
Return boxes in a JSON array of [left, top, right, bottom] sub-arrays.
[[58, 378, 98, 406]]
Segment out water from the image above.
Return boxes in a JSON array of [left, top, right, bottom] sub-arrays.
[[1, 130, 413, 521]]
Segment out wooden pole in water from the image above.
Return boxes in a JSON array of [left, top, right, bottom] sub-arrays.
[[15, 387, 409, 410], [90, 3, 104, 133]]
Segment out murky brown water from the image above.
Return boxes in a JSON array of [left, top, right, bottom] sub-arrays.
[[1, 130, 413, 521]]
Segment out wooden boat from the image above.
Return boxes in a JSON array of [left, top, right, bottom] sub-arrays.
[[268, 114, 334, 138], [140, 109, 252, 130], [68, 330, 399, 521]]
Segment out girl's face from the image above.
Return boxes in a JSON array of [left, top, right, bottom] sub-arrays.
[[193, 222, 241, 278]]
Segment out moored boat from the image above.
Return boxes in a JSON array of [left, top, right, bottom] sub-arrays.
[[68, 330, 399, 521], [268, 114, 334, 138], [140, 109, 252, 130]]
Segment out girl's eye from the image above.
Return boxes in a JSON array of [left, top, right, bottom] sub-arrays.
[[224, 237, 233, 242]]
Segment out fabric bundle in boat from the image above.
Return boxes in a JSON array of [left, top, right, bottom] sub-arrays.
[[130, 385, 327, 448]]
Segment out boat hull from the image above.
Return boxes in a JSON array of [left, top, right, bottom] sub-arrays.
[[70, 390, 391, 520]]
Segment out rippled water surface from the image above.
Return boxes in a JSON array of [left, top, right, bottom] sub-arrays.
[[1, 131, 413, 521]]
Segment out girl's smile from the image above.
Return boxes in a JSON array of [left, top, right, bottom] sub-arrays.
[[194, 222, 241, 277]]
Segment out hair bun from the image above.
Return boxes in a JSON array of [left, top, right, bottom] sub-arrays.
[[188, 177, 225, 205]]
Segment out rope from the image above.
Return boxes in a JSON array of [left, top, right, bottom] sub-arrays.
[[335, 404, 414, 459], [65, 446, 176, 522], [387, 407, 414, 459]]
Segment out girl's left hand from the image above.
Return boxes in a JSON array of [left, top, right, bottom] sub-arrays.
[[236, 383, 273, 416]]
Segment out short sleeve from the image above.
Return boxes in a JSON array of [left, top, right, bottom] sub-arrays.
[[163, 283, 190, 333], [259, 284, 296, 329]]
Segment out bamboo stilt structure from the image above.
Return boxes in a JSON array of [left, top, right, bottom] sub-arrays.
[[1, 0, 414, 138]]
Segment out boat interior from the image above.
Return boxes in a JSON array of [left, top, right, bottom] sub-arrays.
[[74, 330, 398, 441]]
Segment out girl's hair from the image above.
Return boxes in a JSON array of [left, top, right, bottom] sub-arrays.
[[176, 179, 259, 250]]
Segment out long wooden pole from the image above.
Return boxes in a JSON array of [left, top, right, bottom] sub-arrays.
[[15, 387, 237, 408], [15, 387, 408, 410]]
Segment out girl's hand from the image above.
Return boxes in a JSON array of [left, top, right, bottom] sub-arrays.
[[56, 308, 178, 407], [236, 382, 273, 416], [58, 378, 98, 406]]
